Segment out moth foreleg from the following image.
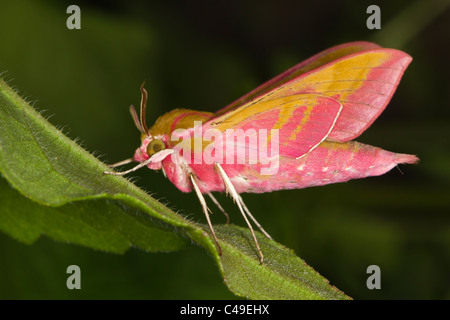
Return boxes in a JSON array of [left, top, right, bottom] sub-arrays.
[[103, 156, 154, 176], [107, 158, 135, 168], [103, 149, 174, 176]]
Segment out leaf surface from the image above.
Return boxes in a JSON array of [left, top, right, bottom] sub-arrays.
[[0, 78, 350, 300]]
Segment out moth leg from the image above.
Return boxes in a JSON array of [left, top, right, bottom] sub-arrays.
[[103, 157, 155, 176], [103, 149, 174, 176], [214, 163, 271, 238], [207, 192, 230, 224], [215, 162, 265, 264], [107, 158, 135, 168], [238, 195, 272, 240], [189, 173, 222, 256]]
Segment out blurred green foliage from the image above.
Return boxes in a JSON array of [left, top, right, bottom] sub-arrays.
[[0, 0, 449, 299]]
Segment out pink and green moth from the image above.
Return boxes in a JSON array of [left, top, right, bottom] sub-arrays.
[[104, 41, 418, 263]]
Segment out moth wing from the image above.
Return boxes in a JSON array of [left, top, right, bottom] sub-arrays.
[[216, 41, 381, 116], [277, 48, 412, 142], [206, 94, 342, 159], [217, 44, 411, 142]]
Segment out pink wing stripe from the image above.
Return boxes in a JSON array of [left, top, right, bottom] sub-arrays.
[[209, 95, 342, 159]]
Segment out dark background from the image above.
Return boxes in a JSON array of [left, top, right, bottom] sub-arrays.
[[0, 0, 449, 299]]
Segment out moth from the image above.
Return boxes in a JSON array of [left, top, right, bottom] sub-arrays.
[[104, 41, 418, 263]]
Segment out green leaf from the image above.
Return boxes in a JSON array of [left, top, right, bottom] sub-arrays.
[[0, 78, 350, 300]]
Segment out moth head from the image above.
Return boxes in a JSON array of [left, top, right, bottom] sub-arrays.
[[130, 84, 171, 170]]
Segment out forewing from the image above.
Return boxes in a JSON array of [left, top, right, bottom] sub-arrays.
[[268, 49, 412, 142], [217, 45, 411, 142], [216, 41, 381, 116], [207, 94, 342, 159]]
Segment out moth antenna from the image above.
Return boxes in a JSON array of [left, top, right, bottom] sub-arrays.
[[129, 104, 145, 134], [139, 82, 150, 136]]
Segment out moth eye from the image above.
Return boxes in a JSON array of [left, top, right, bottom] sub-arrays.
[[146, 139, 166, 157]]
